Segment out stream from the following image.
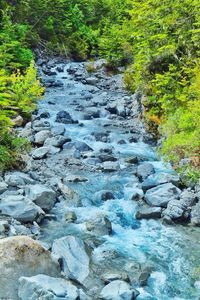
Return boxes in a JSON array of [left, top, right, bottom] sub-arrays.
[[34, 60, 200, 299], [1, 59, 200, 299]]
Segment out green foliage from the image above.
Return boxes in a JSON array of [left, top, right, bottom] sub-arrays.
[[121, 0, 200, 178]]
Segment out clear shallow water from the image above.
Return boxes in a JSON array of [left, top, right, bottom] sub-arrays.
[[39, 62, 200, 299]]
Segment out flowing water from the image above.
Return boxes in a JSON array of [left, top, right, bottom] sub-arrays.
[[37, 61, 200, 299]]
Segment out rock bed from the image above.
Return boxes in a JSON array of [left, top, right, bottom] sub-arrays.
[[0, 59, 200, 299]]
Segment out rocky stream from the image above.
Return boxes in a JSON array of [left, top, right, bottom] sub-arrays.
[[0, 58, 200, 299]]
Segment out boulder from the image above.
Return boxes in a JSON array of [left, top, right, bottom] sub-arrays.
[[135, 207, 162, 220], [142, 173, 180, 191], [34, 130, 51, 145], [102, 162, 119, 172], [44, 136, 71, 148], [5, 172, 35, 187], [52, 236, 90, 284], [99, 280, 139, 300], [32, 120, 51, 133], [65, 211, 77, 223], [56, 111, 76, 124], [64, 175, 88, 183], [63, 141, 93, 152], [191, 202, 200, 225], [86, 215, 112, 236], [39, 111, 50, 118], [52, 125, 66, 136], [57, 182, 81, 207], [26, 184, 56, 211], [0, 182, 8, 194], [95, 190, 115, 202], [18, 275, 79, 300], [0, 195, 44, 222], [145, 183, 181, 208], [162, 200, 186, 221], [0, 236, 60, 300], [137, 163, 155, 181], [101, 272, 129, 284], [86, 77, 98, 85], [32, 147, 49, 159], [162, 190, 197, 221], [12, 115, 24, 127]]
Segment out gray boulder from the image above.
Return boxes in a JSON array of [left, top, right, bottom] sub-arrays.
[[26, 184, 56, 211], [142, 173, 180, 191], [63, 141, 93, 152], [5, 172, 35, 187], [162, 190, 197, 221], [99, 280, 139, 300], [0, 182, 8, 194], [102, 162, 119, 172], [18, 275, 79, 300], [86, 214, 112, 236], [32, 147, 49, 159], [52, 236, 90, 284], [34, 130, 51, 145], [191, 202, 200, 225], [64, 175, 88, 183], [32, 120, 51, 133], [52, 125, 66, 136], [162, 200, 186, 221], [86, 77, 98, 85], [145, 183, 181, 207], [137, 163, 155, 181], [0, 236, 60, 300], [56, 111, 76, 124], [44, 135, 71, 148], [0, 195, 44, 222], [135, 207, 162, 220]]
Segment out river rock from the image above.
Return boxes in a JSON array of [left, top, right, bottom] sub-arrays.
[[65, 211, 77, 223], [44, 135, 71, 148], [102, 161, 119, 172], [101, 273, 129, 284], [191, 202, 200, 225], [162, 200, 186, 221], [56, 111, 76, 124], [145, 183, 181, 208], [0, 195, 44, 222], [99, 280, 139, 300], [52, 236, 90, 284], [52, 124, 66, 136], [137, 163, 155, 181], [34, 130, 51, 145], [162, 190, 197, 221], [32, 146, 49, 159], [86, 77, 98, 85], [32, 120, 51, 133], [135, 207, 162, 220], [64, 175, 88, 183], [95, 190, 115, 202], [26, 184, 56, 211], [12, 115, 24, 127], [5, 172, 35, 187], [18, 275, 79, 300], [63, 141, 93, 152], [0, 236, 60, 300], [0, 182, 8, 194], [57, 182, 81, 207], [142, 173, 180, 191], [86, 214, 112, 236]]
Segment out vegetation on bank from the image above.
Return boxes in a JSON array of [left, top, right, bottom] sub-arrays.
[[0, 0, 199, 180]]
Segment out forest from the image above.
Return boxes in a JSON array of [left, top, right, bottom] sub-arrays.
[[0, 0, 200, 181]]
